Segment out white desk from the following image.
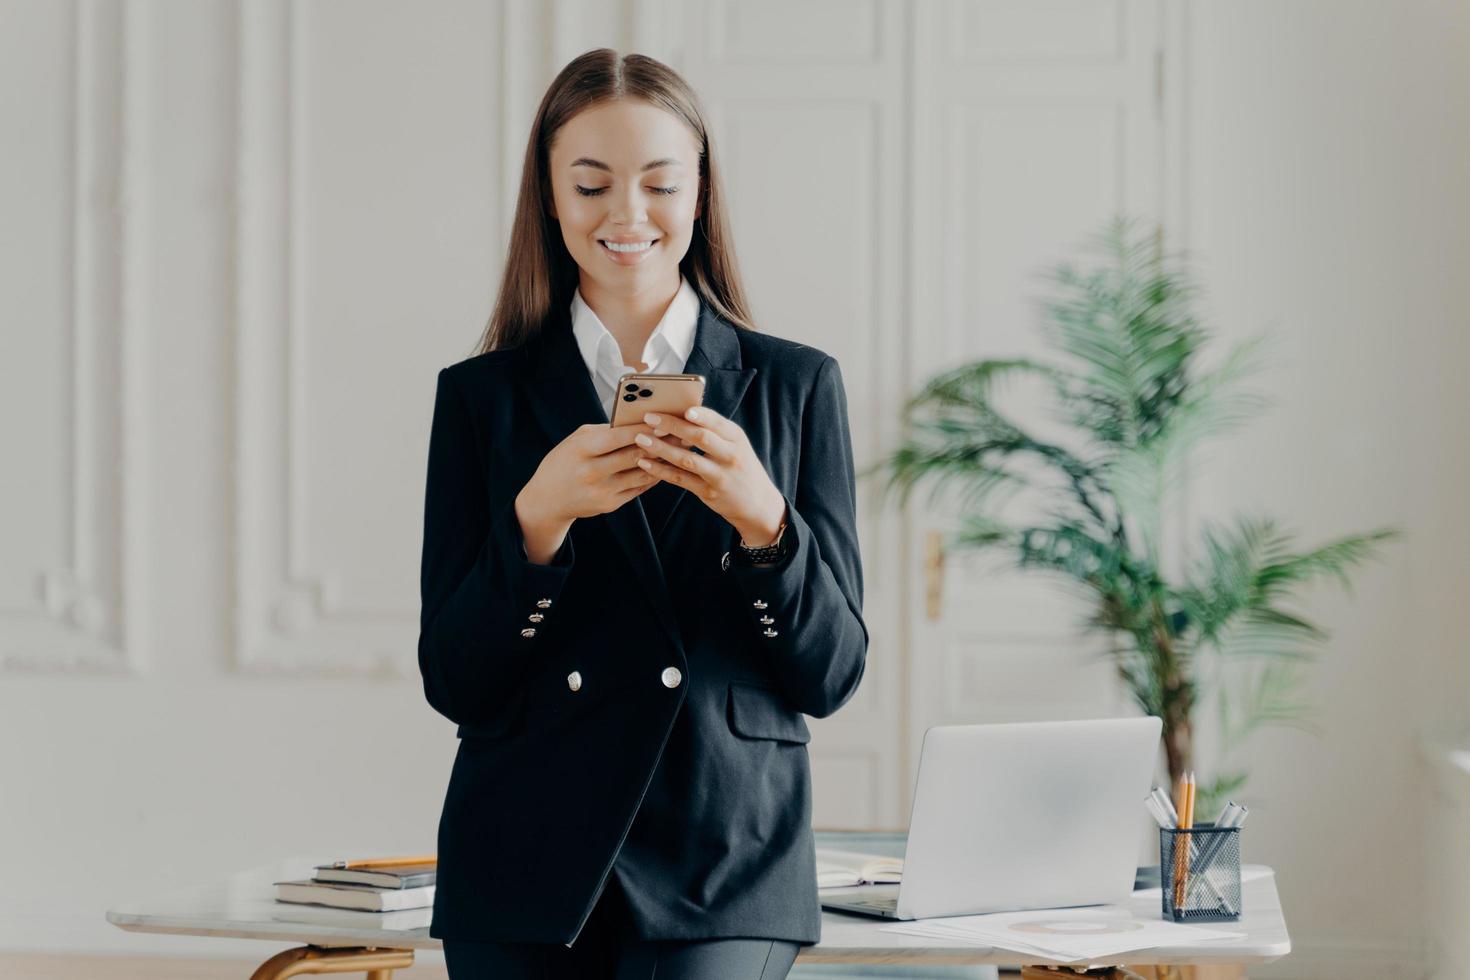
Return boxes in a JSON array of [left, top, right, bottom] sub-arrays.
[[105, 832, 1291, 979], [811, 871, 1288, 970]]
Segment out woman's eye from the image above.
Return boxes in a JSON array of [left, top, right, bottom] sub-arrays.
[[573, 185, 679, 197]]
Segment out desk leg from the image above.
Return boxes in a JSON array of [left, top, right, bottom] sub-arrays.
[[1021, 967, 1246, 980], [1120, 966, 1247, 980], [248, 944, 415, 979]]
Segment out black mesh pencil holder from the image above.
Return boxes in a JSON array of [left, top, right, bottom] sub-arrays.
[[1159, 824, 1242, 922]]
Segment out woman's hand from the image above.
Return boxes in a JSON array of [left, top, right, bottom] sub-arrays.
[[634, 407, 787, 546], [516, 422, 659, 561], [520, 422, 661, 524]]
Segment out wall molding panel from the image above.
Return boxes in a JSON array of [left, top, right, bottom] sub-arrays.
[[234, 0, 413, 675], [4, 0, 149, 675]]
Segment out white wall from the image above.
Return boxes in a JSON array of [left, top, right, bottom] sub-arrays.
[[1185, 1, 1470, 975], [2, 1, 1467, 977], [0, 0, 489, 962]]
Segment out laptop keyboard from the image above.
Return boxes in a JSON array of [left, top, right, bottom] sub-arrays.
[[845, 896, 897, 910]]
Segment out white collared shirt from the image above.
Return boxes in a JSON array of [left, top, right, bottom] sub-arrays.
[[569, 276, 699, 420]]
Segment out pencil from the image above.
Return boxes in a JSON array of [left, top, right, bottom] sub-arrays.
[[1172, 772, 1195, 910], [326, 854, 437, 870], [1170, 775, 1186, 909], [1182, 774, 1196, 903]]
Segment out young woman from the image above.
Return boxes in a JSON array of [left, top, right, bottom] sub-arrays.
[[417, 48, 868, 980]]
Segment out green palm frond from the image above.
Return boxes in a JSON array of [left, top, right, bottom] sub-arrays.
[[1176, 516, 1400, 651], [871, 358, 1056, 513], [1256, 526, 1402, 596], [1038, 215, 1204, 449], [1208, 610, 1324, 663], [886, 358, 1121, 538], [1101, 333, 1273, 564], [1174, 516, 1286, 645]]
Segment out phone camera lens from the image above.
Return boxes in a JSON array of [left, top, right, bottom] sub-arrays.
[[639, 388, 653, 398], [622, 393, 637, 402], [624, 382, 639, 391]]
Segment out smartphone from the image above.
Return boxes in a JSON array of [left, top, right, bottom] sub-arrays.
[[609, 372, 707, 427]]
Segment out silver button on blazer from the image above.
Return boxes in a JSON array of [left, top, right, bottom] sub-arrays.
[[417, 295, 868, 948]]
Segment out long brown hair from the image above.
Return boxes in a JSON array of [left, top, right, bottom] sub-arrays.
[[474, 48, 758, 355]]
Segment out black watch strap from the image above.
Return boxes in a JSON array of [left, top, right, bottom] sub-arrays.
[[724, 519, 788, 568]]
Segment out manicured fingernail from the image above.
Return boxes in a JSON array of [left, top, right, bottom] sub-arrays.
[[637, 458, 652, 468], [635, 433, 652, 446], [686, 407, 699, 420], [644, 413, 661, 425]]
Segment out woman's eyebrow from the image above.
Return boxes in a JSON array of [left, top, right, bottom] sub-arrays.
[[569, 157, 684, 172]]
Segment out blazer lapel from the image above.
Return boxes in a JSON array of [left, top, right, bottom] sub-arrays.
[[519, 292, 755, 657], [649, 298, 756, 543]]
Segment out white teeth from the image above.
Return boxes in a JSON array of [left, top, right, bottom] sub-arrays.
[[601, 240, 655, 253]]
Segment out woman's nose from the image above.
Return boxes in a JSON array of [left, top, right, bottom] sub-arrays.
[[609, 209, 647, 226], [609, 190, 649, 225]]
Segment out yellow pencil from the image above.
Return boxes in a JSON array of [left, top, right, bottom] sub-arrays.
[[325, 854, 437, 870], [1170, 774, 1186, 908], [1173, 772, 1196, 910]]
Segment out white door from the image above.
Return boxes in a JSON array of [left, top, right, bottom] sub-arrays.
[[904, 0, 1173, 815]]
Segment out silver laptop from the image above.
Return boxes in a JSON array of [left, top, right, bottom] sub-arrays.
[[821, 716, 1162, 920]]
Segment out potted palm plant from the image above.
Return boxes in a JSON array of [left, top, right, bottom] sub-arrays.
[[868, 215, 1399, 813]]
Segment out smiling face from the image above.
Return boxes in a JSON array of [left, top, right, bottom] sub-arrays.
[[547, 99, 703, 298]]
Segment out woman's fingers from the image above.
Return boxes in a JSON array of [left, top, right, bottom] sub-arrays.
[[651, 428, 689, 449], [634, 430, 719, 480], [616, 467, 657, 494], [641, 412, 734, 462], [588, 423, 653, 459], [636, 457, 683, 488], [600, 431, 696, 475], [593, 441, 657, 477], [582, 420, 648, 454]]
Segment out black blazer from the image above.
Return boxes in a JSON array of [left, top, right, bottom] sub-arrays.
[[417, 294, 868, 948]]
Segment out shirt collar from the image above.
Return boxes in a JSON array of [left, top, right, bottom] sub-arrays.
[[569, 276, 700, 386]]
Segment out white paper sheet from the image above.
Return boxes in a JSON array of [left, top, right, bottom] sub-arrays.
[[879, 904, 1247, 960]]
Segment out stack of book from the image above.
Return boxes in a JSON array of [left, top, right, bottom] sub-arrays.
[[271, 855, 435, 928]]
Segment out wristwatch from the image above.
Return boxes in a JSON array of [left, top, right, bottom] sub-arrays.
[[722, 518, 789, 570]]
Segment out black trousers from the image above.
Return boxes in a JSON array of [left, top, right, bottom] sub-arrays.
[[441, 874, 802, 980]]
